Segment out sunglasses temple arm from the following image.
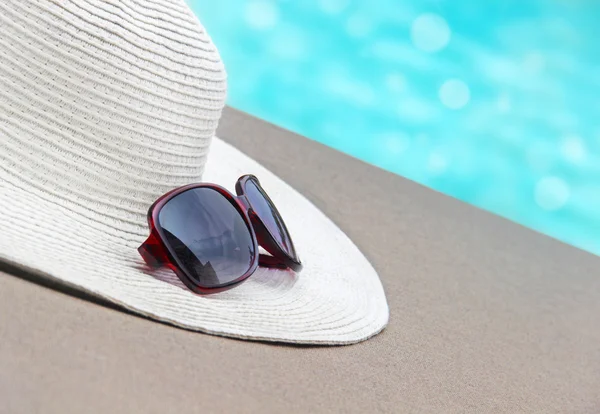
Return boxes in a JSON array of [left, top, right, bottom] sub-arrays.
[[138, 231, 169, 269], [258, 254, 289, 270]]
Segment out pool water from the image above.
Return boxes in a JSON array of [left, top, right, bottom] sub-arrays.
[[189, 0, 600, 255]]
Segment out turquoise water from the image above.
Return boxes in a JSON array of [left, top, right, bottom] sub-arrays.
[[189, 0, 600, 255]]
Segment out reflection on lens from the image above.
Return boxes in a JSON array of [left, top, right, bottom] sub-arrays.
[[158, 187, 255, 288], [244, 178, 298, 260]]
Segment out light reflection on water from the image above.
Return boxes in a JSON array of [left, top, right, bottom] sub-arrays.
[[190, 0, 600, 255]]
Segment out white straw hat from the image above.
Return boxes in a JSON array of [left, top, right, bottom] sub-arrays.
[[0, 0, 388, 344]]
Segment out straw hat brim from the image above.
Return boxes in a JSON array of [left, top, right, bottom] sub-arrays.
[[0, 137, 389, 345]]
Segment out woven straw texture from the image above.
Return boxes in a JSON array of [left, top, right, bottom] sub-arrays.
[[0, 0, 388, 344]]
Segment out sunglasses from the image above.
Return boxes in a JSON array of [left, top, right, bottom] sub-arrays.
[[138, 175, 302, 293]]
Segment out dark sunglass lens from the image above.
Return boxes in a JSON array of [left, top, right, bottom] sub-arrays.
[[157, 188, 255, 288], [244, 179, 297, 260]]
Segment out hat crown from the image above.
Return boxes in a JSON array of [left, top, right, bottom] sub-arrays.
[[0, 0, 226, 230]]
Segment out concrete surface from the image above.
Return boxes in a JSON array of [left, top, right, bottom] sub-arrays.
[[1, 107, 599, 413]]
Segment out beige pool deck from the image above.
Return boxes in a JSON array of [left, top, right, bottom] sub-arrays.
[[1, 107, 599, 413]]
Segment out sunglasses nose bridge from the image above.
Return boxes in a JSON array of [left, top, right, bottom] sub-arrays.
[[234, 194, 251, 212], [235, 195, 259, 235]]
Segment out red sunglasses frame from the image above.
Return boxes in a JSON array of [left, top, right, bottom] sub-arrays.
[[138, 175, 302, 294]]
